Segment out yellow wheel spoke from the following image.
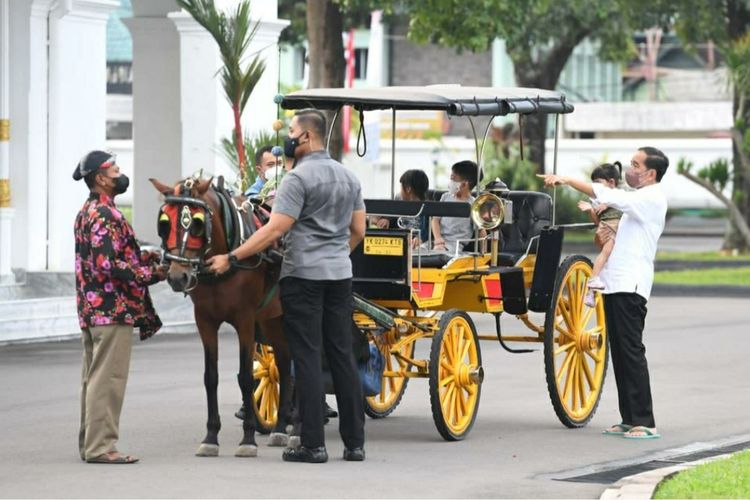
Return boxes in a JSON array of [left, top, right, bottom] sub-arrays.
[[558, 298, 576, 332], [440, 375, 454, 387], [254, 378, 268, 400], [562, 351, 577, 402], [253, 369, 268, 380], [556, 347, 576, 384], [440, 359, 452, 373], [585, 347, 604, 364], [585, 325, 604, 336], [443, 335, 456, 365], [554, 341, 575, 356], [444, 386, 456, 421], [456, 388, 467, 418], [577, 357, 587, 409], [459, 336, 471, 363], [388, 375, 397, 393], [580, 306, 594, 329], [580, 354, 596, 391], [554, 323, 576, 342], [570, 354, 579, 410]]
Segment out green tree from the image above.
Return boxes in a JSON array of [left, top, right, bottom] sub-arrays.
[[670, 0, 750, 251], [377, 0, 668, 172], [177, 0, 266, 192]]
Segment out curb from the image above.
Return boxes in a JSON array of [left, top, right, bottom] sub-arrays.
[[599, 453, 732, 500], [652, 284, 750, 298]]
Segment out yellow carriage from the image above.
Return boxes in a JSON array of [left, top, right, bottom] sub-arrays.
[[253, 86, 608, 440]]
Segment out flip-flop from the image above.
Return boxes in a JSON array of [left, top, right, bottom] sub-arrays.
[[623, 426, 661, 440], [602, 423, 633, 435], [86, 453, 139, 464]]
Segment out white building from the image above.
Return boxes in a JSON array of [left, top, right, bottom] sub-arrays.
[[0, 0, 287, 284]]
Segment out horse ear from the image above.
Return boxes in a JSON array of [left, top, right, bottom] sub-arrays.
[[149, 178, 173, 195], [196, 176, 213, 195]]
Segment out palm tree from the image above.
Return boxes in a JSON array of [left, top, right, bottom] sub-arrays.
[[176, 0, 266, 191]]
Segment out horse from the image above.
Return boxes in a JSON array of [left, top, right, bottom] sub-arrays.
[[149, 175, 292, 458]]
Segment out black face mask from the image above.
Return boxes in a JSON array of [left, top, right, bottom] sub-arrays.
[[112, 174, 130, 195], [284, 133, 303, 159]]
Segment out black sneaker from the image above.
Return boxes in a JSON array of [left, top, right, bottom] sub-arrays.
[[343, 447, 365, 461], [282, 446, 328, 463]]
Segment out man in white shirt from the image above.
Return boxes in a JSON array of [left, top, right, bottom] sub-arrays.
[[538, 146, 669, 440]]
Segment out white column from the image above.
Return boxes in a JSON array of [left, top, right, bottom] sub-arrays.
[[168, 11, 221, 179], [0, 0, 13, 281], [123, 15, 182, 245], [46, 0, 118, 271]]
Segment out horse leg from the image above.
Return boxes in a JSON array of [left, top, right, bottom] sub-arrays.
[[260, 316, 292, 447], [196, 318, 221, 457], [235, 319, 258, 457]]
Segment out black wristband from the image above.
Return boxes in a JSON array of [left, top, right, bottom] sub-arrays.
[[228, 253, 238, 266]]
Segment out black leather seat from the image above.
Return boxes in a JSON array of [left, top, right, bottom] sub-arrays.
[[498, 191, 552, 264]]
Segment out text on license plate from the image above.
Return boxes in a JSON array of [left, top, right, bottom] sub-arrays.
[[364, 236, 404, 256]]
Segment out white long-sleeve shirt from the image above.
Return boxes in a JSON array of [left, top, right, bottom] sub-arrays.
[[591, 183, 668, 301]]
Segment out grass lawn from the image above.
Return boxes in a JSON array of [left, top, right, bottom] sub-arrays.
[[656, 251, 750, 262], [654, 450, 750, 499], [654, 267, 750, 286]]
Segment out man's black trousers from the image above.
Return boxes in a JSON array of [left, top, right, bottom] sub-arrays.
[[603, 292, 655, 428], [280, 276, 365, 449]]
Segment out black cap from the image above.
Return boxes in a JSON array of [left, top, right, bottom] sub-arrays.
[[73, 150, 116, 181]]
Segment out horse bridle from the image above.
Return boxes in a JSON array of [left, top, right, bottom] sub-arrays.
[[159, 180, 266, 292], [158, 180, 216, 291]]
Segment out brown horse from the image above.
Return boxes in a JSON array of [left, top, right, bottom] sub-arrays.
[[149, 175, 292, 457]]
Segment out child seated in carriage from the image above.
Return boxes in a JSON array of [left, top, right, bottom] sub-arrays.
[[432, 160, 482, 253], [577, 162, 623, 307]]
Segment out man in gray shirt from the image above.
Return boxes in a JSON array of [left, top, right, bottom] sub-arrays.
[[208, 109, 367, 463]]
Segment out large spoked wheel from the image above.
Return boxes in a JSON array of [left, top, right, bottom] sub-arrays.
[[544, 255, 608, 428], [364, 331, 416, 418], [428, 309, 483, 441], [252, 343, 279, 435]]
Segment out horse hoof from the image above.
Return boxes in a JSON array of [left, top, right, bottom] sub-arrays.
[[268, 433, 289, 447], [235, 444, 258, 458], [195, 443, 219, 457], [287, 435, 301, 449]]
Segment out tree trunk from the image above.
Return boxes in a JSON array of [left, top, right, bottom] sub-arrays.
[[306, 0, 345, 160]]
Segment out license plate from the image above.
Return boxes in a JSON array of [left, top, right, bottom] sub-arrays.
[[364, 236, 404, 256]]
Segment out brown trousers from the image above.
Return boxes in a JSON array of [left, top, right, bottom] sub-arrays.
[[78, 324, 133, 460]]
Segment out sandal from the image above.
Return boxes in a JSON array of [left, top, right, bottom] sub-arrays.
[[602, 423, 633, 435], [623, 426, 661, 440], [86, 452, 139, 464]]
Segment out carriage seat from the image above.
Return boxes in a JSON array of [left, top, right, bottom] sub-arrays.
[[498, 191, 552, 265]]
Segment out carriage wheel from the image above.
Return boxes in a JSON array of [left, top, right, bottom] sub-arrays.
[[428, 310, 483, 441], [544, 255, 608, 428], [364, 332, 416, 419], [252, 343, 279, 435]]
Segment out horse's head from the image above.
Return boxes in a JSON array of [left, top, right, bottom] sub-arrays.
[[149, 175, 224, 293]]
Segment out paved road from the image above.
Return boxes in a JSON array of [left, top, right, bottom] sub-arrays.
[[2, 296, 749, 498]]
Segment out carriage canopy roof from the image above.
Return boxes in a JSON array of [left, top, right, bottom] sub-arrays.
[[281, 85, 574, 116]]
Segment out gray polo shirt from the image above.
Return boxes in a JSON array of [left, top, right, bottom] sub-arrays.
[[272, 150, 365, 280], [438, 191, 475, 252]]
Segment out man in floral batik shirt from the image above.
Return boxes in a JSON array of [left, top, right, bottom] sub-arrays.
[[72, 150, 167, 464]]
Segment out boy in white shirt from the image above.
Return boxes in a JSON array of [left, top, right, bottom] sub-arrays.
[[538, 146, 669, 441]]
